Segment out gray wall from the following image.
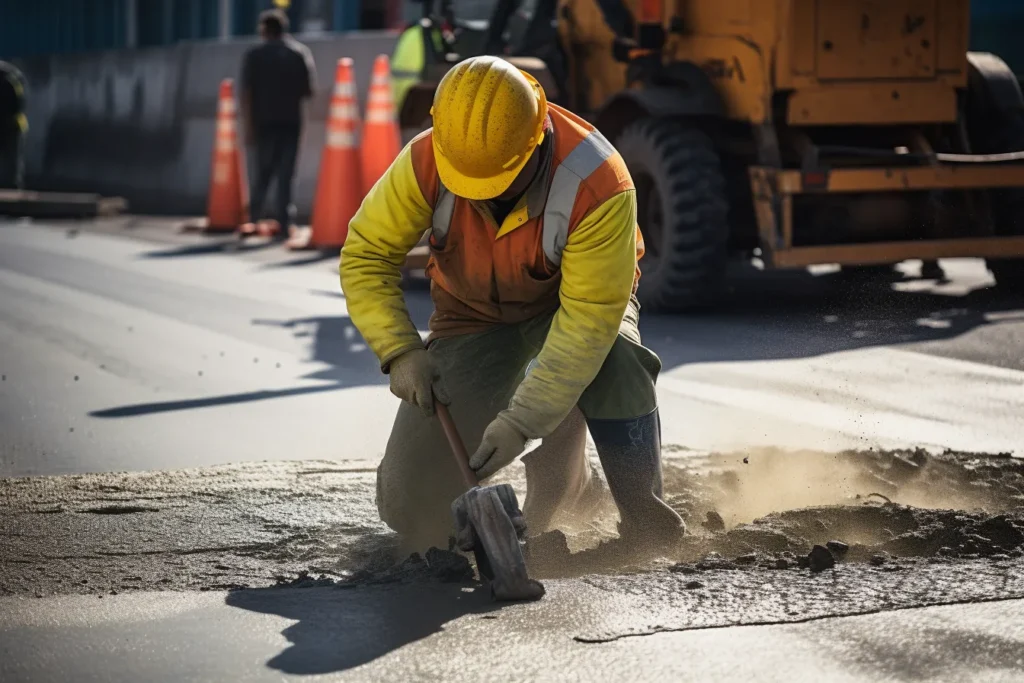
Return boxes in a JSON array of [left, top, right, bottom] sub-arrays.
[[17, 31, 400, 218]]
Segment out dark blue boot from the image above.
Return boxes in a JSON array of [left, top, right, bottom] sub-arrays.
[[586, 409, 685, 546]]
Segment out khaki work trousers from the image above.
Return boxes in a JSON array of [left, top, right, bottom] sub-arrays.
[[376, 298, 662, 552]]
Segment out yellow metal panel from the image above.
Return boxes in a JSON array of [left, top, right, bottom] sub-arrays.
[[772, 237, 1024, 268], [676, 0, 754, 33], [756, 164, 1024, 195], [557, 0, 628, 112], [789, 0, 817, 76], [936, 0, 969, 83], [672, 36, 769, 122], [815, 0, 937, 80], [787, 82, 956, 126]]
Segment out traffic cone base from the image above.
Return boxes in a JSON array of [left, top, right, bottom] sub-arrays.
[[205, 80, 248, 232]]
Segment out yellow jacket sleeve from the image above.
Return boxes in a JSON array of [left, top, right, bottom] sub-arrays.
[[340, 144, 433, 370], [501, 190, 637, 438]]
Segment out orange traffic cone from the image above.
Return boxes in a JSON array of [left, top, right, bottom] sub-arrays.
[[290, 58, 362, 251], [205, 79, 248, 233], [360, 54, 401, 197]]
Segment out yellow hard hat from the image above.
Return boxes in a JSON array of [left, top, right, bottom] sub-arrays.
[[430, 56, 548, 200]]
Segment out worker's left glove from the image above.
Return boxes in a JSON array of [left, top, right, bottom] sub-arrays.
[[469, 414, 529, 481]]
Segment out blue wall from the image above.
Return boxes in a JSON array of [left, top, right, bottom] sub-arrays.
[[1, 0, 128, 58], [970, 0, 1024, 75], [0, 0, 388, 60]]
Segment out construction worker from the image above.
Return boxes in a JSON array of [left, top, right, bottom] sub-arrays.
[[340, 55, 684, 553], [0, 60, 27, 190]]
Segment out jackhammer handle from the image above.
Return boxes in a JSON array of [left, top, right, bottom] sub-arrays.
[[435, 402, 479, 489]]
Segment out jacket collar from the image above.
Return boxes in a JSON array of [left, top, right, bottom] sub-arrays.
[[471, 116, 555, 235]]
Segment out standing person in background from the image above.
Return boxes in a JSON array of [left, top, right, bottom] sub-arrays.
[[0, 60, 27, 190], [239, 9, 317, 240]]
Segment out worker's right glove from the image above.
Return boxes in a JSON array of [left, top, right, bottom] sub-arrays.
[[388, 348, 450, 416]]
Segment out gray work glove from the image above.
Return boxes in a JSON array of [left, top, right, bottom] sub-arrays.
[[469, 414, 529, 481], [389, 348, 450, 416]]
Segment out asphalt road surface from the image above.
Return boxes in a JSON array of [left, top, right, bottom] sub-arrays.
[[2, 217, 1024, 683], [1, 218, 1022, 477]]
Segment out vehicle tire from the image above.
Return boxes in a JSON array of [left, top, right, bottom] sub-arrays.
[[979, 107, 1024, 286], [966, 55, 1024, 287], [616, 118, 729, 312]]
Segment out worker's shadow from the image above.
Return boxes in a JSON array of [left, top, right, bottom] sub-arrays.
[[225, 582, 498, 675]]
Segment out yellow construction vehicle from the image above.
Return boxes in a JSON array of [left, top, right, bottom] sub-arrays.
[[398, 0, 1024, 311]]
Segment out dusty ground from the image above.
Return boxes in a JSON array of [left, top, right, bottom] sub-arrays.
[[4, 447, 1023, 639]]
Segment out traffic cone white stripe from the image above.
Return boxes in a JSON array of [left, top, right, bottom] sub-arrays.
[[220, 99, 237, 115], [365, 109, 394, 124], [213, 162, 230, 183], [327, 130, 356, 148], [334, 82, 355, 97], [330, 103, 358, 120]]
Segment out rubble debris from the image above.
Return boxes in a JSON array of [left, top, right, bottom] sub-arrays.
[[3, 450, 1024, 597], [808, 545, 836, 572], [425, 547, 474, 583], [826, 540, 849, 555], [338, 548, 476, 587], [696, 553, 739, 571], [702, 511, 725, 532], [79, 505, 158, 515], [274, 570, 338, 589]]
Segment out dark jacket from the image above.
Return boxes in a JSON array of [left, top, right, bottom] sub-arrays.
[[240, 37, 317, 130]]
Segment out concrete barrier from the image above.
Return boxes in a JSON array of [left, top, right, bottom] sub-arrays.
[[17, 31, 400, 219]]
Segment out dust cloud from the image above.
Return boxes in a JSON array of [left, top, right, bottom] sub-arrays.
[[522, 447, 1024, 578]]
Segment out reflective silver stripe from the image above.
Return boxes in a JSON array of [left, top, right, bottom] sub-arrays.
[[432, 185, 456, 244], [542, 131, 615, 265]]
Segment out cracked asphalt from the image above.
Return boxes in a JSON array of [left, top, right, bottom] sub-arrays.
[[2, 219, 1024, 681]]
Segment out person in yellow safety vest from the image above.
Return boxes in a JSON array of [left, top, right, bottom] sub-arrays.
[[340, 55, 684, 553], [0, 60, 27, 190], [389, 22, 427, 116]]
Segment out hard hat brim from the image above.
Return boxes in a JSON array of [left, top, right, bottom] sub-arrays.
[[433, 131, 544, 201]]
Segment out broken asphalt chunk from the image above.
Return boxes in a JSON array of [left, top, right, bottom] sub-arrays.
[[703, 510, 726, 532], [808, 545, 836, 572], [424, 547, 474, 582], [826, 540, 849, 555]]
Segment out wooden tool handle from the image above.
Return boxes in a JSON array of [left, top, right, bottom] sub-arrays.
[[436, 402, 479, 489]]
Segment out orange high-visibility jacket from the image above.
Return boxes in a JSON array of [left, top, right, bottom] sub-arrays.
[[341, 103, 643, 437]]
